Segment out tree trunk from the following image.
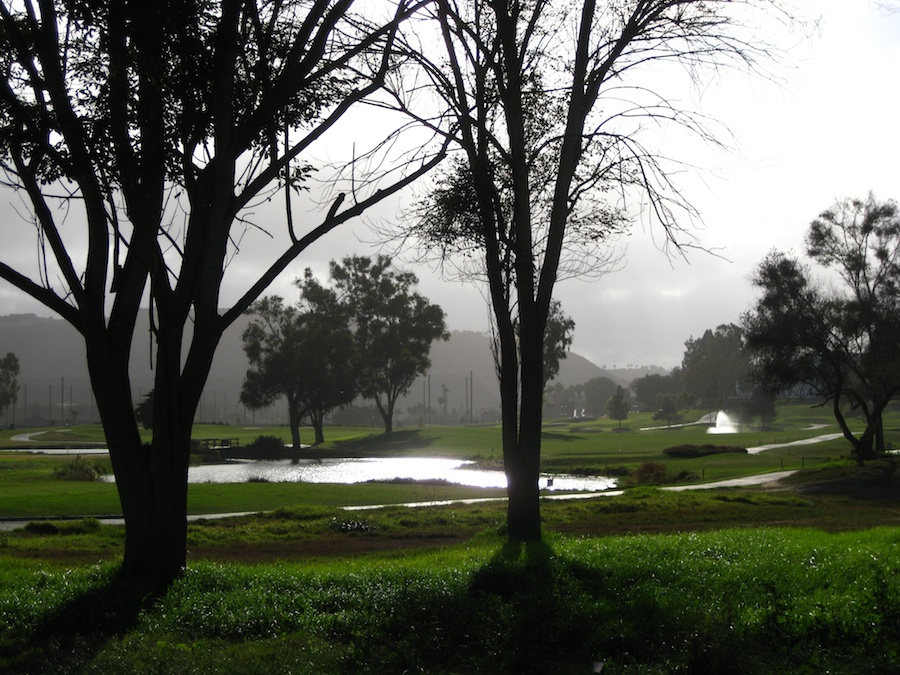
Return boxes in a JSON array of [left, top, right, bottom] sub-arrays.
[[374, 396, 393, 433], [287, 393, 302, 449], [86, 341, 189, 584], [310, 409, 326, 445]]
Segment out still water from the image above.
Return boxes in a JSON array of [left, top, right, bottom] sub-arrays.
[[186, 457, 617, 492]]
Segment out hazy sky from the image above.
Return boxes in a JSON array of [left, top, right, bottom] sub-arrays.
[[1, 1, 898, 371]]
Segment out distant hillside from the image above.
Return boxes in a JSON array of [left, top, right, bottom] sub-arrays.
[[0, 315, 624, 426]]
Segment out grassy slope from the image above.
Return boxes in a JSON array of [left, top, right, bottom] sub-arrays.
[[2, 526, 898, 673], [2, 402, 899, 673]]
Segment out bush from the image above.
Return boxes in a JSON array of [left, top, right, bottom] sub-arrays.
[[663, 444, 747, 458], [246, 435, 288, 454], [52, 456, 109, 481], [627, 461, 670, 486]]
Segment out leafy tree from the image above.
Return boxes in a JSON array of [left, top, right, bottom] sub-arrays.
[[632, 371, 682, 411], [135, 391, 154, 431], [681, 324, 750, 407], [0, 1, 444, 582], [653, 393, 681, 428], [241, 293, 358, 447], [742, 194, 900, 462], [0, 353, 20, 419], [742, 389, 777, 429], [321, 255, 449, 433], [541, 301, 575, 385], [583, 377, 619, 417], [606, 386, 629, 429], [393, 0, 794, 540]]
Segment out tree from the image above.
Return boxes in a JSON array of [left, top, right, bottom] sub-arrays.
[[0, 352, 19, 419], [541, 301, 575, 386], [241, 293, 358, 447], [742, 194, 900, 462], [135, 391, 154, 431], [391, 0, 794, 540], [742, 389, 777, 429], [632, 371, 682, 411], [321, 255, 449, 433], [583, 377, 620, 416], [653, 392, 681, 427], [681, 324, 750, 407], [0, 1, 445, 582], [606, 385, 629, 429]]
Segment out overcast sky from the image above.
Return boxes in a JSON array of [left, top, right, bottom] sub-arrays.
[[1, 0, 898, 371]]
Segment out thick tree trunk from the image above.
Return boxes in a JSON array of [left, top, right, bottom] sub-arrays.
[[374, 396, 394, 433], [309, 408, 326, 445], [86, 339, 189, 583]]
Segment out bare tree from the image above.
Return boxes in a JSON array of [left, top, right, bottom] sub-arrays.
[[385, 0, 797, 540], [0, 0, 445, 582]]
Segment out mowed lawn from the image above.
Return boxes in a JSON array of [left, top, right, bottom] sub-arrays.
[[0, 404, 891, 519]]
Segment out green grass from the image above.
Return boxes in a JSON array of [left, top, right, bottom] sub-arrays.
[[2, 527, 898, 673], [0, 403, 888, 519]]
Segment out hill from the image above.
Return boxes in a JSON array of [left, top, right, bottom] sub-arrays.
[[0, 315, 625, 426]]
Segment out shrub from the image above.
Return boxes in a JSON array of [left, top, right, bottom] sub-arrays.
[[246, 435, 288, 455], [627, 461, 670, 486], [663, 444, 747, 458], [52, 456, 110, 481]]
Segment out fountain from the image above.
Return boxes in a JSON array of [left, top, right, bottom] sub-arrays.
[[707, 410, 738, 434]]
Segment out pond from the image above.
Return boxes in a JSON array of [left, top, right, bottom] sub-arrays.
[[185, 456, 617, 492]]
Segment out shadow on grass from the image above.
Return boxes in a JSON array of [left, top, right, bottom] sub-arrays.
[[541, 431, 585, 442], [2, 569, 164, 674], [328, 429, 435, 455]]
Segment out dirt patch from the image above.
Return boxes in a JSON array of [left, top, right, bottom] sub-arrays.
[[187, 534, 469, 564]]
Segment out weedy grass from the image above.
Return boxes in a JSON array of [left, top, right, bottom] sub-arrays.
[[1, 528, 898, 674]]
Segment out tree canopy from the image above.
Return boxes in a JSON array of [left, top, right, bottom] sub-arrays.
[[606, 386, 629, 429], [681, 324, 750, 407], [310, 255, 449, 433], [241, 293, 358, 447], [743, 194, 900, 461], [387, 0, 797, 540], [0, 352, 19, 418], [0, 0, 444, 581]]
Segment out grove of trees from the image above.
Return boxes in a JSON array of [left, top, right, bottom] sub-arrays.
[[743, 194, 900, 462], [0, 0, 799, 579], [242, 256, 447, 440], [240, 294, 357, 447]]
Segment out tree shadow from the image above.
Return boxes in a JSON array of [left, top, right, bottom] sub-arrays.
[[463, 538, 640, 673], [4, 568, 166, 674], [327, 429, 435, 455], [541, 431, 585, 442]]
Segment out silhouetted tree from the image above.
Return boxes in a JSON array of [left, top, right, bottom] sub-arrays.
[[583, 377, 619, 416], [317, 255, 449, 433], [392, 0, 796, 541], [681, 324, 750, 407], [0, 1, 445, 582], [653, 393, 681, 428], [0, 353, 20, 419], [135, 391, 154, 431], [743, 194, 900, 462], [606, 385, 629, 429], [632, 371, 682, 411], [241, 294, 358, 447]]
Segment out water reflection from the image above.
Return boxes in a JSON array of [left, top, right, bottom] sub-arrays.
[[186, 456, 616, 492]]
